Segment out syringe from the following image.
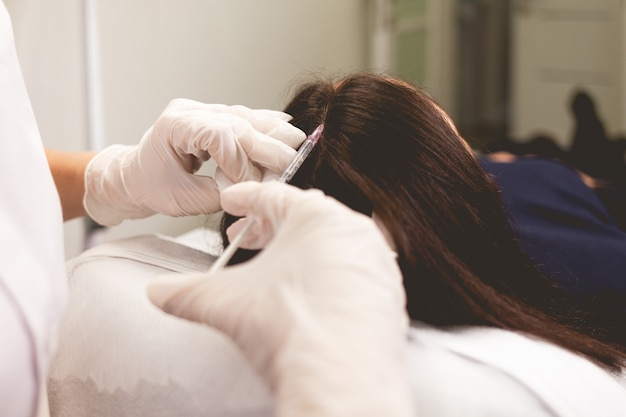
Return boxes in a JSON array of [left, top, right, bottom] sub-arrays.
[[207, 124, 324, 275]]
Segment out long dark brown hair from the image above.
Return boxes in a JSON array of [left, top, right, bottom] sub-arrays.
[[222, 72, 626, 372]]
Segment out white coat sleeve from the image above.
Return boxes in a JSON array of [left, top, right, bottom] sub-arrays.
[[0, 3, 68, 416]]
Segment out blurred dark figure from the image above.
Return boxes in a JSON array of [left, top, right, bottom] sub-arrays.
[[567, 90, 626, 187], [566, 91, 626, 231]]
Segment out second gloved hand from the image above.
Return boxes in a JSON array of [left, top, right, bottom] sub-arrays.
[[148, 182, 413, 417], [84, 100, 306, 226]]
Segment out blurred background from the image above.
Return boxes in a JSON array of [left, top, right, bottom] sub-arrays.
[[4, 0, 625, 258]]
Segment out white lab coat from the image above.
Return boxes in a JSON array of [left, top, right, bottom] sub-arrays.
[[0, 2, 68, 416]]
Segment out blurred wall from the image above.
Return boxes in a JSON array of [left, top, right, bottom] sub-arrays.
[[5, 0, 368, 258], [455, 0, 510, 147]]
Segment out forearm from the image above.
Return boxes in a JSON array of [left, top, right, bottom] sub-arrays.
[[45, 148, 98, 221]]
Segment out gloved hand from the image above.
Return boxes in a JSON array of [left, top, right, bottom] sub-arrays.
[[84, 100, 306, 226], [148, 182, 413, 417]]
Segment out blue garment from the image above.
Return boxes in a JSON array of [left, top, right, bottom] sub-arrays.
[[479, 157, 626, 298]]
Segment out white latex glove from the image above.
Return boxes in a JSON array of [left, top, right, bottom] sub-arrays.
[[148, 182, 413, 417], [84, 100, 306, 226]]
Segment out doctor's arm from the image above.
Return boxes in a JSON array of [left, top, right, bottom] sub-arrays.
[[45, 148, 96, 221], [46, 100, 305, 224]]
